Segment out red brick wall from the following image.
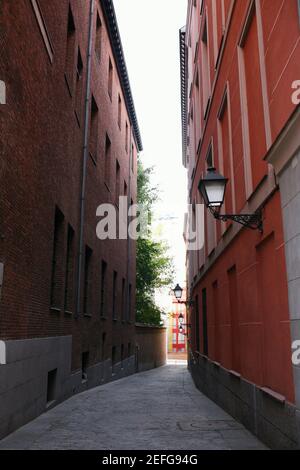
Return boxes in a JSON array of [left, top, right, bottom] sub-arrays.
[[0, 0, 138, 371]]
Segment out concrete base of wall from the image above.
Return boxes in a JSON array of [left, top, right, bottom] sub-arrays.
[[189, 355, 300, 449], [0, 336, 136, 440]]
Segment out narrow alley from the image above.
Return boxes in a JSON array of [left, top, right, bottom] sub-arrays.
[[1, 0, 300, 454], [0, 366, 267, 451]]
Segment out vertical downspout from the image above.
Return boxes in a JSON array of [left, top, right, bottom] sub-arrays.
[[126, 129, 133, 322], [76, 0, 94, 318]]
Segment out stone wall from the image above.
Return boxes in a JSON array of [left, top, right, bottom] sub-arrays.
[[279, 147, 300, 410], [0, 327, 167, 440], [190, 353, 300, 449], [0, 336, 136, 440]]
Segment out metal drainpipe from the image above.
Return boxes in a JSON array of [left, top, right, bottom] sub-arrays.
[[126, 129, 133, 323], [76, 0, 94, 318]]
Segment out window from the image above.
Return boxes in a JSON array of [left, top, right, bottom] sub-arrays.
[[108, 58, 113, 99], [112, 271, 118, 320], [124, 181, 128, 197], [118, 94, 122, 129], [125, 121, 129, 152], [178, 333, 186, 343], [101, 332, 106, 361], [194, 70, 202, 146], [47, 369, 57, 404], [50, 207, 64, 310], [81, 351, 89, 382], [65, 6, 76, 93], [89, 96, 99, 161], [298, 0, 300, 22], [206, 143, 213, 168], [64, 225, 74, 313], [127, 283, 132, 322], [218, 92, 235, 215], [115, 160, 120, 205], [200, 0, 204, 15], [238, 5, 268, 192], [121, 278, 126, 321], [105, 134, 111, 186], [100, 260, 107, 317], [211, 0, 225, 68], [201, 17, 211, 118], [95, 13, 102, 62], [121, 344, 124, 369], [75, 48, 83, 122], [112, 346, 116, 374], [31, 0, 54, 63], [83, 246, 92, 315], [128, 342, 131, 357]]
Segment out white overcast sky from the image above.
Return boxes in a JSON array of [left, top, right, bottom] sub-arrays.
[[114, 0, 188, 287]]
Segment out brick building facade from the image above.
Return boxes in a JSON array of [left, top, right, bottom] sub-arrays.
[[180, 0, 300, 448], [0, 0, 142, 438]]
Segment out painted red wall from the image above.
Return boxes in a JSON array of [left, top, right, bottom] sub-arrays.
[[185, 0, 300, 404]]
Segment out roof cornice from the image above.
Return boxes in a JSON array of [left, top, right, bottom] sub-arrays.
[[179, 26, 188, 167], [101, 0, 143, 151]]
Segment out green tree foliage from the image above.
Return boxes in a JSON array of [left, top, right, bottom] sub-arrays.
[[136, 160, 174, 326]]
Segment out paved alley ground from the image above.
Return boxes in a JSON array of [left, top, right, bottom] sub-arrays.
[[0, 365, 267, 450]]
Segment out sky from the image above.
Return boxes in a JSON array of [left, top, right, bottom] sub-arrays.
[[114, 0, 188, 295]]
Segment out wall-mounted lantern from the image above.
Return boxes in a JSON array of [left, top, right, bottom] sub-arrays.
[[198, 167, 263, 232]]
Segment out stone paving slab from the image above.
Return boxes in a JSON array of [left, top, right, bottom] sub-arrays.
[[0, 365, 268, 450]]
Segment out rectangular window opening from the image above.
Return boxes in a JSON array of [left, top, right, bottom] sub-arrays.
[[89, 96, 99, 161], [100, 260, 107, 317], [112, 346, 116, 374], [50, 207, 64, 310], [201, 16, 211, 118], [112, 271, 118, 320], [121, 344, 124, 369], [81, 351, 89, 382], [108, 58, 113, 99], [101, 332, 106, 361], [121, 278, 126, 321], [65, 6, 76, 93], [115, 160, 120, 205], [125, 121, 129, 152], [83, 246, 92, 315], [64, 225, 74, 313], [127, 283, 132, 322], [95, 13, 102, 61], [118, 94, 122, 129], [47, 368, 57, 404], [105, 134, 111, 186], [75, 47, 83, 121]]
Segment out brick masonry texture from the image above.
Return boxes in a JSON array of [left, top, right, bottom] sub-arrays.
[[0, 0, 143, 437], [0, 0, 138, 365]]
